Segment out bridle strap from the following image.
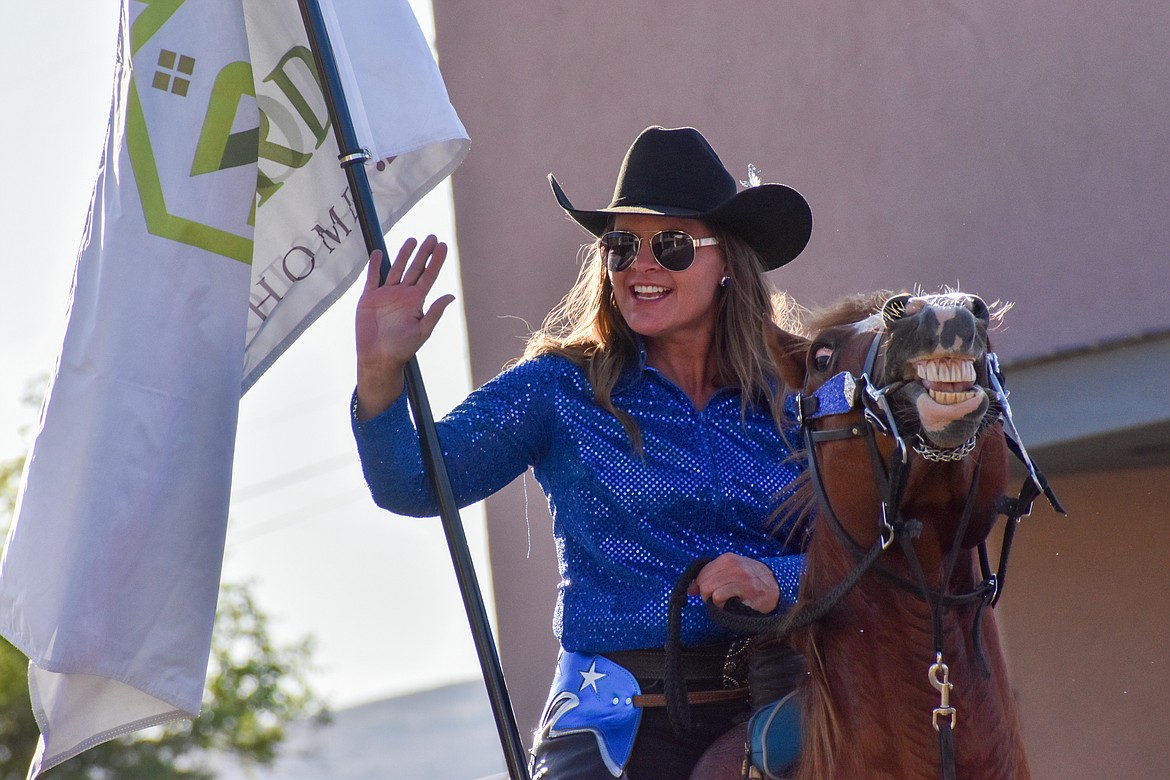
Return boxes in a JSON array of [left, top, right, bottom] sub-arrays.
[[663, 556, 713, 735], [674, 327, 1065, 773], [862, 328, 883, 376], [938, 720, 958, 780], [797, 342, 1064, 611], [696, 418, 898, 641], [988, 352, 1066, 517], [795, 333, 1029, 780]]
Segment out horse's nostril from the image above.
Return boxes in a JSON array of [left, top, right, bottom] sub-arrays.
[[969, 296, 990, 324], [882, 294, 913, 325], [904, 297, 927, 316]]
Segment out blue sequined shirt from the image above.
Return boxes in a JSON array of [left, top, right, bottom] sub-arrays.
[[352, 353, 806, 653]]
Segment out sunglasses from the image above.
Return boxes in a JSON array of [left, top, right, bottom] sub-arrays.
[[599, 230, 720, 273]]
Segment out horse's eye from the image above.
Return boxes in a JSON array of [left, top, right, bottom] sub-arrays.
[[812, 346, 834, 372]]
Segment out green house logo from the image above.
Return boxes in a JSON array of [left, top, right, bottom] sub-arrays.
[[126, 0, 330, 265]]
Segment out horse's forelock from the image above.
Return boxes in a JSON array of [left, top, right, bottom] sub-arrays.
[[803, 289, 1011, 335], [804, 291, 893, 332]]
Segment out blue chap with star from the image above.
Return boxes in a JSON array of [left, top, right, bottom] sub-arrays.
[[539, 651, 643, 776]]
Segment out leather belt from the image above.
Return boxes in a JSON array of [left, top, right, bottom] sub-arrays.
[[603, 644, 745, 709], [602, 644, 729, 683], [632, 687, 748, 708]]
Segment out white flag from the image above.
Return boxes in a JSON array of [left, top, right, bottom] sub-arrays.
[[0, 0, 468, 774]]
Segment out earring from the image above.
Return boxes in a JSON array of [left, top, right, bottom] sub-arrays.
[[720, 276, 731, 288]]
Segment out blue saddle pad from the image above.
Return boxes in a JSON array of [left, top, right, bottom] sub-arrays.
[[747, 690, 801, 778]]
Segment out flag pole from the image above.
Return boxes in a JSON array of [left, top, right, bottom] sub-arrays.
[[294, 2, 529, 777]]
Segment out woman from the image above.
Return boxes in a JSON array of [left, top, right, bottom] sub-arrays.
[[352, 126, 812, 779]]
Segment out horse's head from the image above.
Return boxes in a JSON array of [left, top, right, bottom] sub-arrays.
[[767, 291, 1010, 562], [773, 292, 1002, 451], [876, 291, 1001, 452]]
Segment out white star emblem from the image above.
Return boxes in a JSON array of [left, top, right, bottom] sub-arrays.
[[578, 659, 607, 694]]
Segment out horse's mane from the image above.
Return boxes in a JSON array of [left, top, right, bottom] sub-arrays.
[[776, 290, 893, 780], [769, 291, 893, 544]]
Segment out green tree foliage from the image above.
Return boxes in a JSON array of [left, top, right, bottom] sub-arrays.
[[0, 440, 330, 779], [0, 427, 27, 519], [0, 636, 39, 775]]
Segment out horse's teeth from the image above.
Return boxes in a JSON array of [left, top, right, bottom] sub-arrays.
[[915, 359, 976, 383], [929, 389, 981, 405]]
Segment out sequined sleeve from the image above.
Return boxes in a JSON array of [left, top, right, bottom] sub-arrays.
[[762, 554, 806, 610], [351, 357, 561, 517], [353, 353, 810, 650]]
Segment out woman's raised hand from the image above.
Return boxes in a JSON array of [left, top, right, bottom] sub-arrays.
[[355, 236, 455, 420]]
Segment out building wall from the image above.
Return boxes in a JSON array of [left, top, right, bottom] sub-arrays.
[[434, 0, 1170, 369], [429, 0, 1170, 769], [993, 465, 1170, 778]]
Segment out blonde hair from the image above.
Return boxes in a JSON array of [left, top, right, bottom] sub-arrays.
[[523, 227, 799, 453]]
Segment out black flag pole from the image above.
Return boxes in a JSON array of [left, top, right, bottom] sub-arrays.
[[294, 2, 530, 777]]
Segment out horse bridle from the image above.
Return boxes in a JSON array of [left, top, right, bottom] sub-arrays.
[[683, 315, 1065, 777], [793, 323, 1065, 780], [797, 328, 1064, 607]]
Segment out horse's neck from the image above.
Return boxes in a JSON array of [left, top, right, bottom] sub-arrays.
[[801, 540, 1029, 780], [806, 533, 975, 671]]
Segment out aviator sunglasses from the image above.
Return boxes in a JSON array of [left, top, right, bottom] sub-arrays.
[[599, 230, 720, 273]]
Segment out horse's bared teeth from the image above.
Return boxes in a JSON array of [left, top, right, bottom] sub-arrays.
[[914, 359, 976, 384], [928, 389, 981, 405]]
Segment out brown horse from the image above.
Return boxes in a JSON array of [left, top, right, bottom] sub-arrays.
[[692, 291, 1061, 780]]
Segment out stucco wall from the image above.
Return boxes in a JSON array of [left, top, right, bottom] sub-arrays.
[[429, 0, 1170, 765], [993, 465, 1170, 778], [435, 1, 1170, 370]]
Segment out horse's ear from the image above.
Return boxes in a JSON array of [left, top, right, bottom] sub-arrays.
[[765, 321, 810, 393]]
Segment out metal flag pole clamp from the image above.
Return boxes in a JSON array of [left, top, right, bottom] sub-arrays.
[[338, 149, 372, 166], [293, 2, 530, 777]]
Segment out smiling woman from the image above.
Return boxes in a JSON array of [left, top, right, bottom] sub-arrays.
[[606, 215, 727, 388], [351, 125, 814, 779]]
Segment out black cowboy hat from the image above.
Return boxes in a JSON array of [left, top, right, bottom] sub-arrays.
[[549, 126, 812, 271]]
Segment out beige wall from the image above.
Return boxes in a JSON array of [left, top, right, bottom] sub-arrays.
[[434, 0, 1170, 368], [430, 0, 1170, 765], [994, 465, 1170, 778]]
